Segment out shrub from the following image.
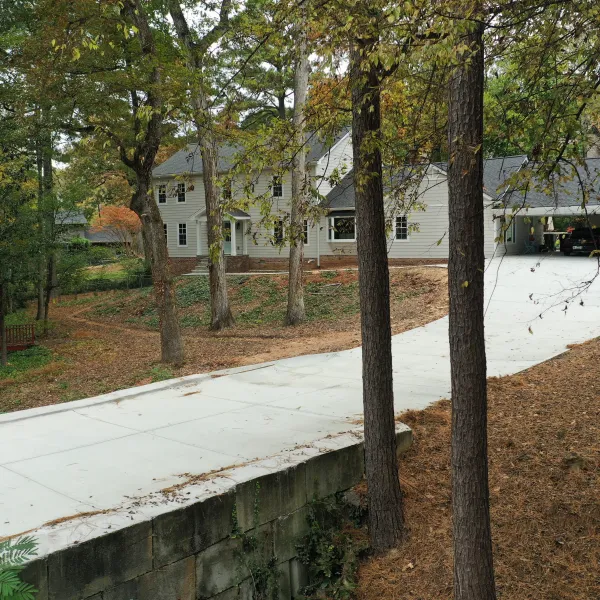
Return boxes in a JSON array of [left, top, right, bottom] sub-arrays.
[[0, 536, 38, 600]]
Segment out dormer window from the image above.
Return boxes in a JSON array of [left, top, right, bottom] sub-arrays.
[[177, 182, 186, 203]]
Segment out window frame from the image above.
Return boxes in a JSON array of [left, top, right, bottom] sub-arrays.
[[395, 215, 409, 241], [328, 216, 356, 242], [271, 176, 283, 198], [273, 219, 285, 245], [163, 223, 168, 244], [177, 223, 188, 247], [501, 216, 516, 244], [158, 184, 167, 204], [303, 220, 309, 246], [177, 182, 186, 203]]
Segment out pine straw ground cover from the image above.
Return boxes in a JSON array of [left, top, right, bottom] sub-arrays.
[[356, 337, 600, 600], [0, 267, 447, 412]]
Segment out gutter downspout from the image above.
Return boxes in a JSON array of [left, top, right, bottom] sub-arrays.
[[317, 218, 321, 268]]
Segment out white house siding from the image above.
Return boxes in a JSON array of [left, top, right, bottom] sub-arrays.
[[155, 176, 202, 258], [244, 169, 320, 260]]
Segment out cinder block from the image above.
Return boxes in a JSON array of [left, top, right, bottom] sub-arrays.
[[153, 490, 235, 567], [395, 426, 413, 456], [305, 443, 364, 499], [47, 522, 152, 600], [213, 585, 242, 600], [103, 556, 195, 600], [273, 507, 309, 563], [197, 524, 275, 600], [289, 558, 309, 598], [235, 464, 306, 532], [277, 561, 291, 600], [196, 537, 247, 599], [21, 558, 48, 600]]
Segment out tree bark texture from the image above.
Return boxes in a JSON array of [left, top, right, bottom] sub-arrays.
[[118, 0, 185, 366], [447, 20, 497, 600], [168, 0, 234, 331], [350, 39, 405, 551], [36, 138, 45, 321], [285, 13, 309, 326], [198, 132, 235, 330], [0, 283, 7, 367], [131, 182, 184, 366]]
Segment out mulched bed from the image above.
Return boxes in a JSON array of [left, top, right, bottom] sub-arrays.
[[357, 337, 600, 600]]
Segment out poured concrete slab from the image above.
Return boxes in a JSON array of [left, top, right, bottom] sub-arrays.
[[1, 255, 599, 554]]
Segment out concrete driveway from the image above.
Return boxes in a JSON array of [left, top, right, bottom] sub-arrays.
[[1, 255, 599, 549]]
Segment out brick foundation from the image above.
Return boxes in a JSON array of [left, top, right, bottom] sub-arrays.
[[169, 257, 198, 276], [249, 255, 448, 271], [170, 255, 447, 275], [225, 255, 251, 273]]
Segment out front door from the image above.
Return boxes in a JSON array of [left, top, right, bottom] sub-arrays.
[[223, 221, 232, 255]]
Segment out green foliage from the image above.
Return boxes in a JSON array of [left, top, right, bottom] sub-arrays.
[[176, 279, 210, 307], [148, 366, 174, 382], [238, 285, 255, 302], [320, 270, 338, 280], [0, 347, 53, 380], [67, 236, 91, 251], [230, 483, 280, 600], [0, 536, 38, 600], [180, 314, 207, 328], [296, 496, 368, 600]]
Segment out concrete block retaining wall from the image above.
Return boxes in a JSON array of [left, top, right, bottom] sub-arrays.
[[22, 427, 412, 600]]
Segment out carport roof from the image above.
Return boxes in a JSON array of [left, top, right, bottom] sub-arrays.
[[498, 158, 600, 209]]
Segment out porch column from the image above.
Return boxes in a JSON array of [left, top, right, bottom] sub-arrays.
[[230, 219, 237, 256], [196, 221, 201, 255]]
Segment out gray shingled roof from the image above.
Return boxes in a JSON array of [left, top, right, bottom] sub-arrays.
[[55, 211, 88, 225], [325, 156, 600, 210], [153, 129, 351, 177], [500, 158, 600, 208]]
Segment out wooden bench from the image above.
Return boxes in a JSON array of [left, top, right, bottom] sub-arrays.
[[1, 324, 36, 352]]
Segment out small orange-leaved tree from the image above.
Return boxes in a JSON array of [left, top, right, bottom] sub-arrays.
[[91, 205, 143, 256]]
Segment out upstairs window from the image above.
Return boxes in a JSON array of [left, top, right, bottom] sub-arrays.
[[272, 176, 283, 198], [177, 182, 186, 203], [395, 216, 409, 240], [178, 223, 187, 246], [158, 184, 167, 204], [303, 220, 309, 245]]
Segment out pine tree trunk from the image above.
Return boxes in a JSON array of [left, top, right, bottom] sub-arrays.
[[447, 19, 497, 600], [131, 182, 184, 366], [43, 253, 55, 336], [199, 135, 235, 331], [36, 268, 45, 321], [350, 39, 405, 551], [285, 15, 309, 326], [0, 283, 7, 367], [36, 138, 45, 321]]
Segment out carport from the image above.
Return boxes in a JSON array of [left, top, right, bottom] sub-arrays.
[[491, 157, 600, 255]]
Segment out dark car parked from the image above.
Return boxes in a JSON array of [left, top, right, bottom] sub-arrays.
[[562, 228, 600, 256]]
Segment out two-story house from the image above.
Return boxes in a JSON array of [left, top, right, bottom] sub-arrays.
[[153, 132, 600, 274], [152, 129, 354, 274]]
